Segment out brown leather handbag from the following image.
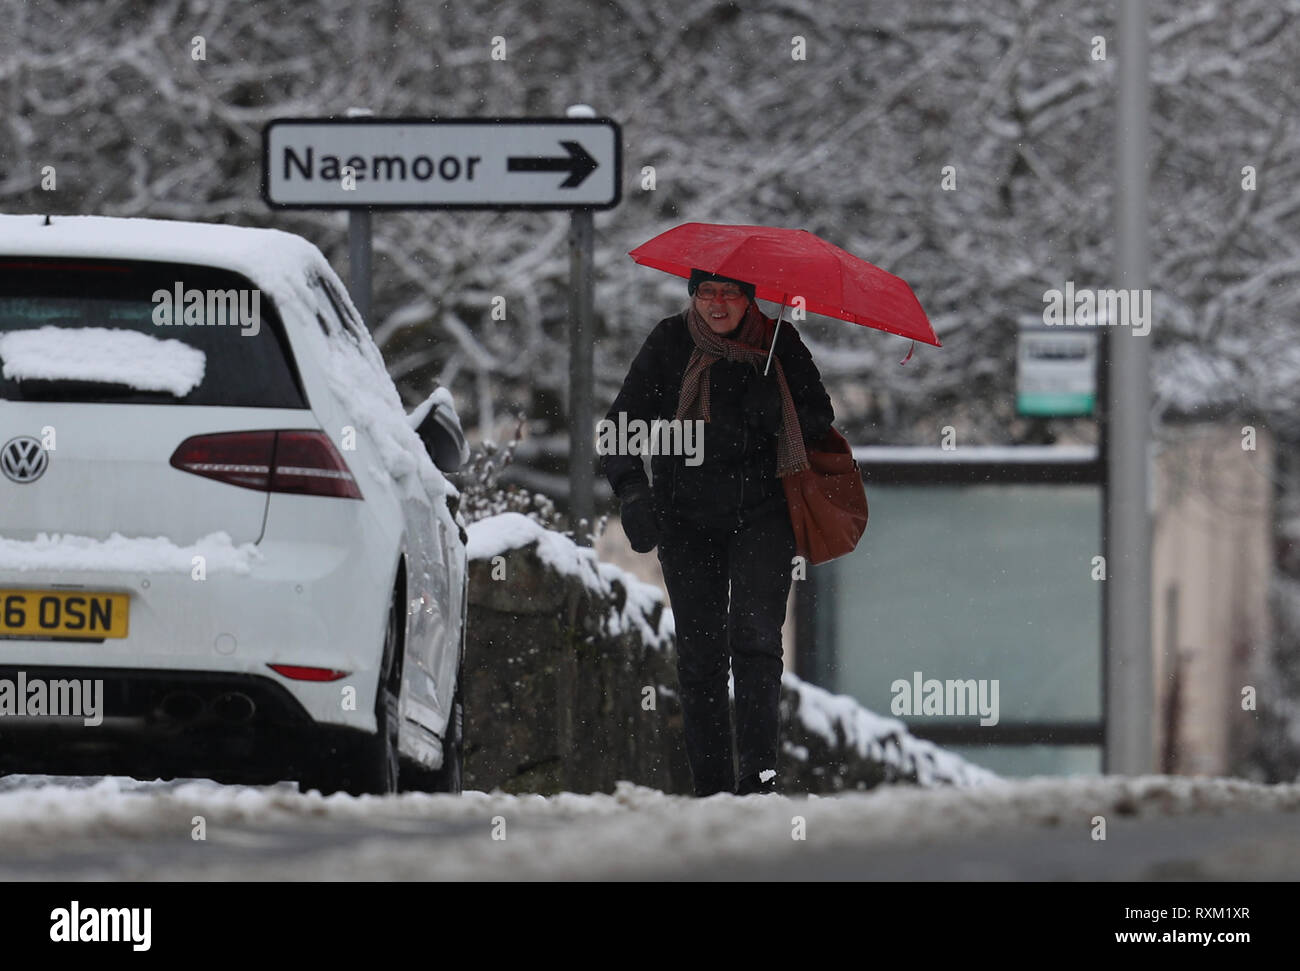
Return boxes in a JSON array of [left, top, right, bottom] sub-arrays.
[[781, 427, 869, 565]]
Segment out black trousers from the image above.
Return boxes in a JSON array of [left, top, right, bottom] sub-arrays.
[[656, 506, 796, 796]]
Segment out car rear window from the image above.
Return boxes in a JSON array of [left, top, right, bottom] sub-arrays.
[[0, 257, 307, 407]]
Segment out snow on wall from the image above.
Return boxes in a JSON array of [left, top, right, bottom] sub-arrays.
[[784, 673, 999, 787], [467, 511, 673, 650]]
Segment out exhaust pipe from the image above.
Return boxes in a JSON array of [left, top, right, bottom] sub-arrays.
[[213, 692, 256, 724], [158, 690, 205, 724]]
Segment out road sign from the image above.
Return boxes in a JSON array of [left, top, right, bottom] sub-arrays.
[[262, 117, 621, 210], [1017, 318, 1096, 416]]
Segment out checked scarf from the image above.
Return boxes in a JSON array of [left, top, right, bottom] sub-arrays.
[[672, 299, 809, 477]]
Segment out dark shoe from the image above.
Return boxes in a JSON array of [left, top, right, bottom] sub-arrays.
[[694, 780, 734, 798], [735, 769, 778, 795]]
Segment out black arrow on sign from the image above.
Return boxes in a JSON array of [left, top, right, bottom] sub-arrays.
[[507, 140, 598, 188]]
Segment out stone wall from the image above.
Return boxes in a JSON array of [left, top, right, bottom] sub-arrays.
[[463, 513, 996, 795]]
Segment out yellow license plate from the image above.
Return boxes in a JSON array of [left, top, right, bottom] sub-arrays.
[[0, 590, 129, 639]]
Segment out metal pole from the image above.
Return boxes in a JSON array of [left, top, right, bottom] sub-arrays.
[[568, 208, 595, 546], [762, 294, 787, 376], [566, 104, 597, 546], [346, 107, 373, 329], [1105, 0, 1152, 776], [349, 209, 372, 328]]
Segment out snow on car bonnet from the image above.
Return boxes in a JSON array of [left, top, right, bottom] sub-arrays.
[[0, 325, 205, 397]]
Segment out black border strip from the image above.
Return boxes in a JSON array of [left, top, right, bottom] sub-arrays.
[[903, 721, 1105, 746], [854, 458, 1103, 486]]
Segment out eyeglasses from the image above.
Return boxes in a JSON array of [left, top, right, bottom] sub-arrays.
[[694, 284, 747, 301]]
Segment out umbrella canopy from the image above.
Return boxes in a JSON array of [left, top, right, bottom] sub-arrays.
[[628, 222, 940, 348]]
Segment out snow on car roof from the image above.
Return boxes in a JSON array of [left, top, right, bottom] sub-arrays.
[[0, 213, 460, 515], [0, 214, 323, 294]]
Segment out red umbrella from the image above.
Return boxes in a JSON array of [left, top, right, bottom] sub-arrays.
[[628, 222, 940, 370]]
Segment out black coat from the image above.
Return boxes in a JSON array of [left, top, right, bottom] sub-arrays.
[[601, 309, 835, 530]]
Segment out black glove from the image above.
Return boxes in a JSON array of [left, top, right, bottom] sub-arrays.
[[742, 369, 784, 437], [619, 480, 660, 553]]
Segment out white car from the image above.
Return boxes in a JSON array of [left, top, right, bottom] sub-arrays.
[[0, 214, 470, 795]]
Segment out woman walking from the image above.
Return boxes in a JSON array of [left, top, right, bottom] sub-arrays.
[[601, 268, 834, 796]]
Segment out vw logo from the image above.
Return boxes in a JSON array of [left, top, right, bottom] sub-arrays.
[[1, 436, 49, 484]]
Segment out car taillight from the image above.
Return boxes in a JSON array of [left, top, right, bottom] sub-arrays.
[[170, 431, 363, 499], [270, 431, 364, 499], [170, 431, 275, 490]]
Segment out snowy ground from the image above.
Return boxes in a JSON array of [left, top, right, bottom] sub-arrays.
[[0, 773, 1297, 880]]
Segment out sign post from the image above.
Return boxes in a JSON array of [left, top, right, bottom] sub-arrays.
[[263, 115, 621, 544], [568, 209, 595, 543], [344, 108, 374, 328], [1106, 0, 1153, 776], [348, 207, 372, 327], [563, 104, 601, 544]]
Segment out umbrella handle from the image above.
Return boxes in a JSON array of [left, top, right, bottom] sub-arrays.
[[762, 293, 787, 376]]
